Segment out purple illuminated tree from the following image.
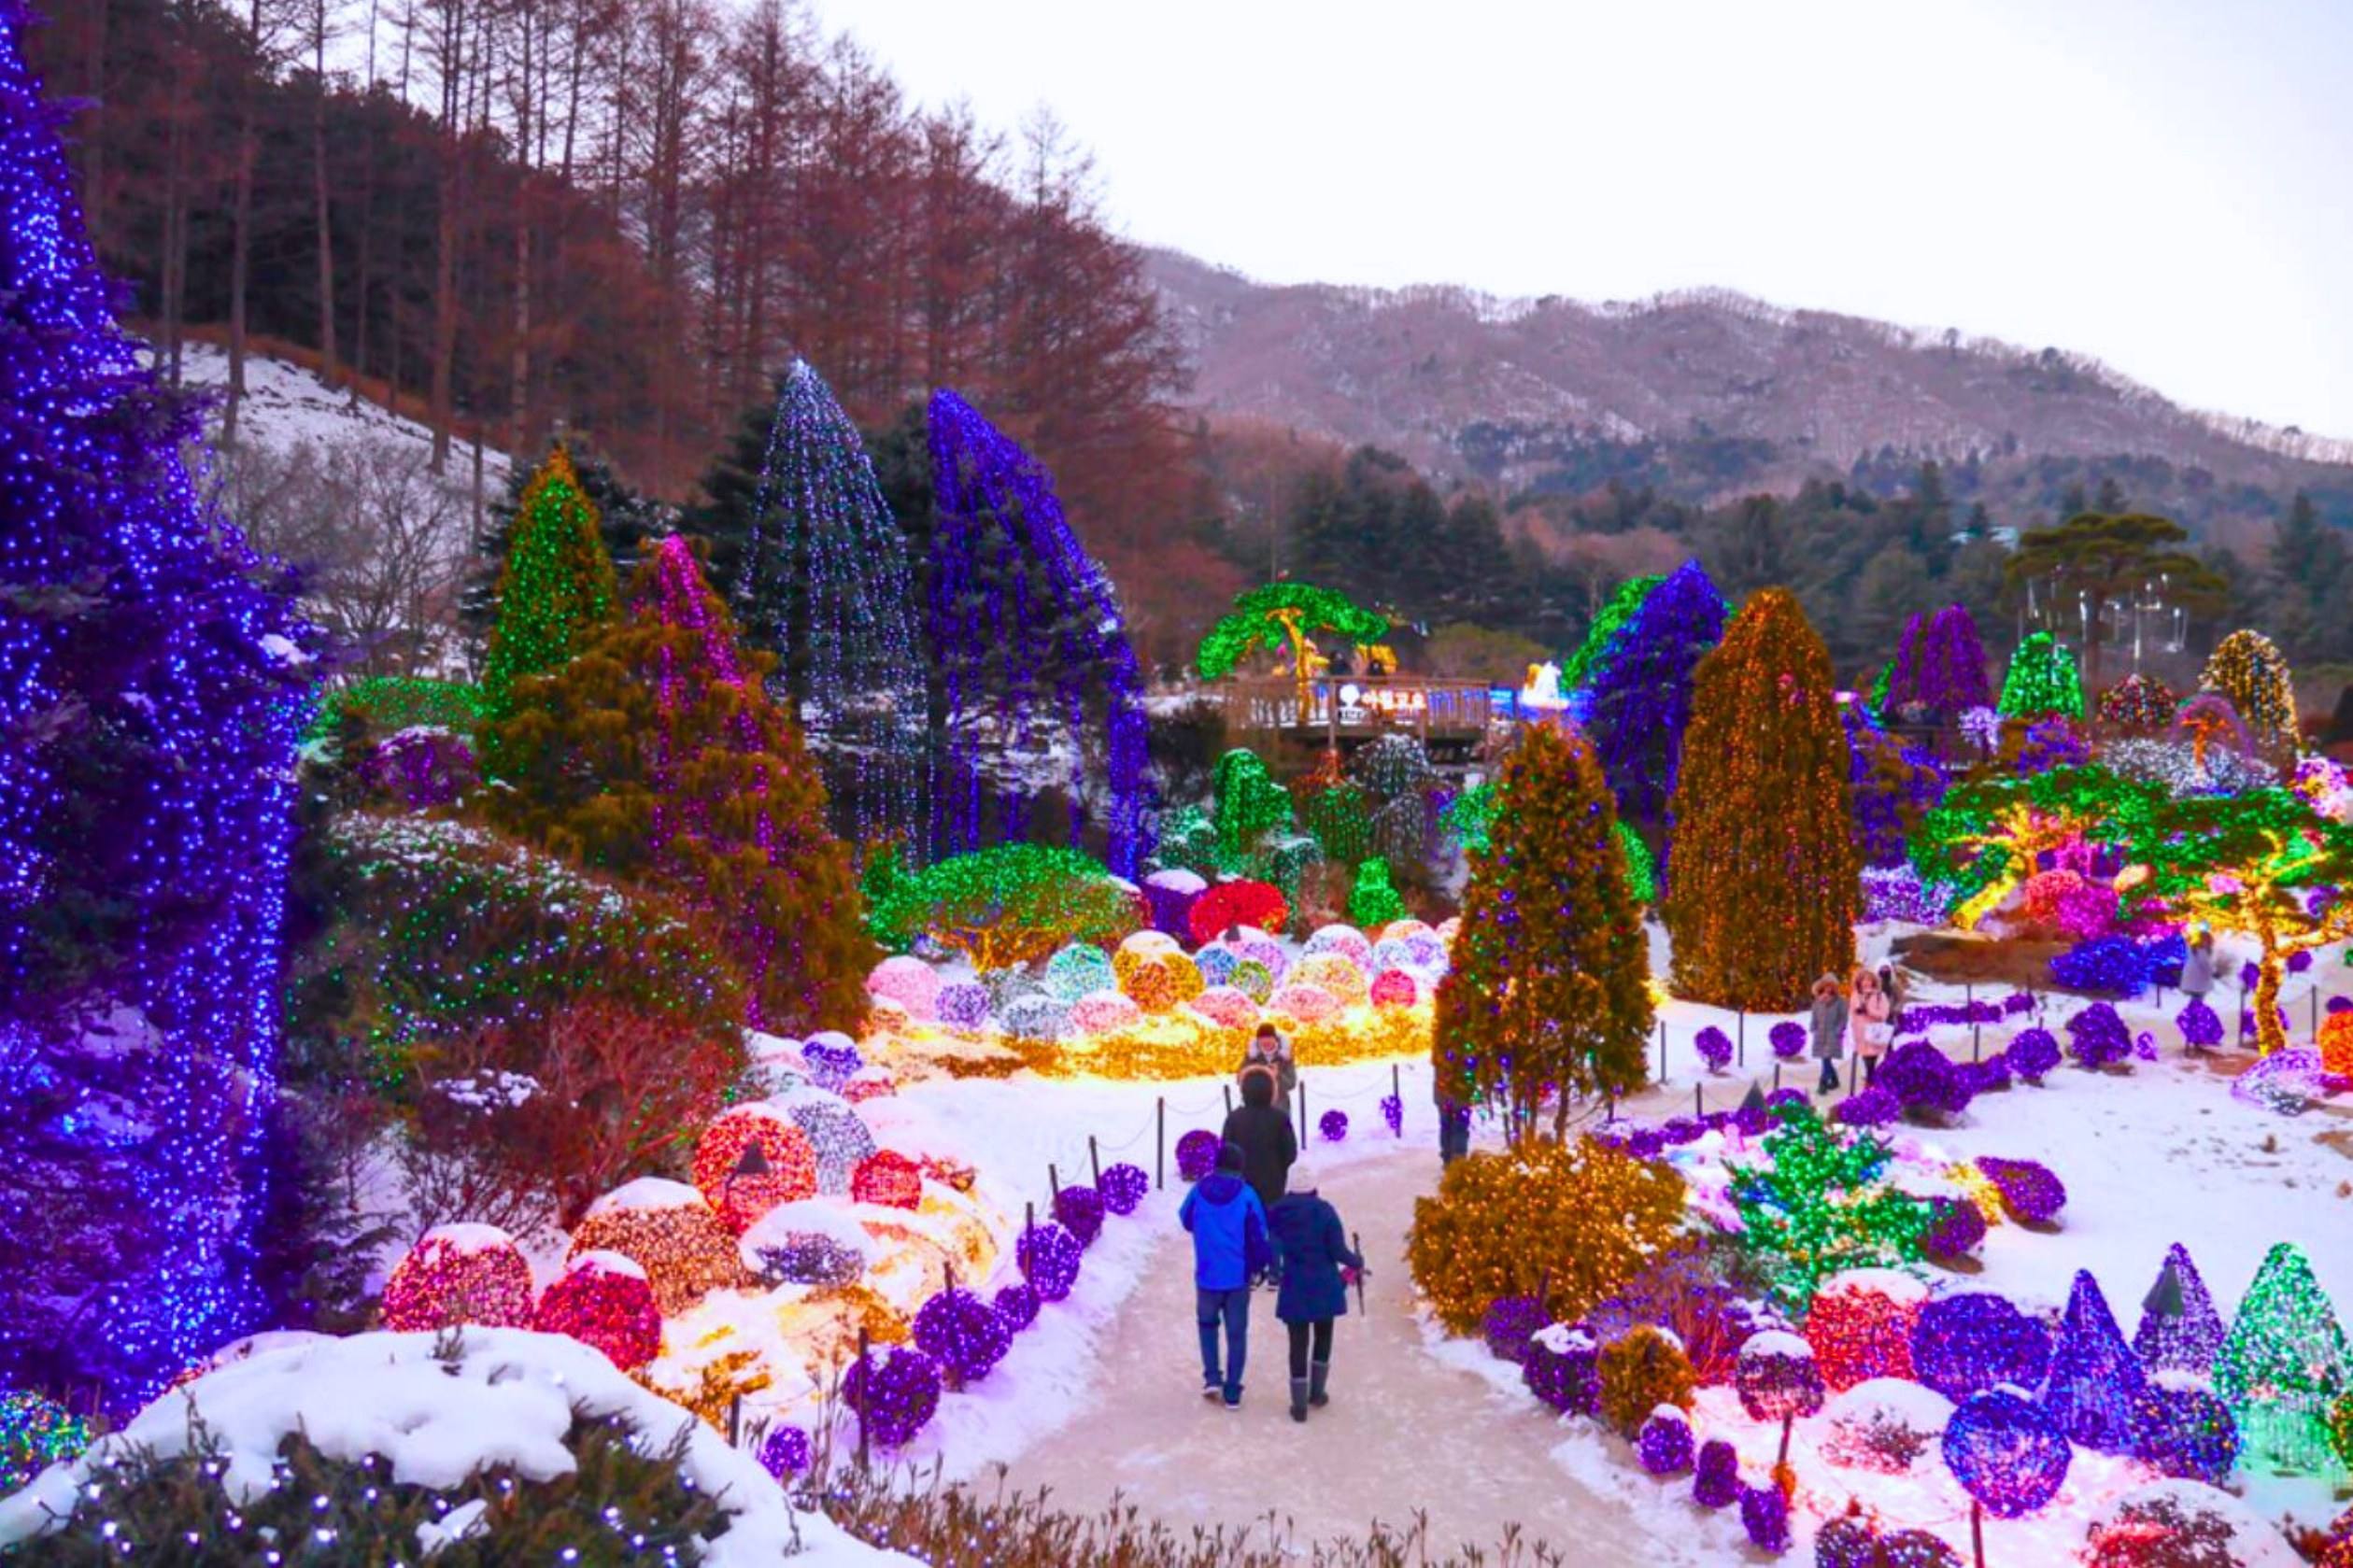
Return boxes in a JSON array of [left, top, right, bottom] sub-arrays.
[[0, 0, 315, 1404], [2041, 1269, 2150, 1454], [1580, 558, 1728, 829], [926, 389, 1155, 874], [2133, 1244, 2226, 1378], [1889, 604, 1992, 716]]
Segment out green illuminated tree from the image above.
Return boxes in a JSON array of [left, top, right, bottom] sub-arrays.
[[478, 445, 619, 723], [1348, 856, 1407, 926], [1213, 748, 1293, 862], [1196, 582, 1388, 722], [1998, 631, 2085, 719], [2214, 1243, 2349, 1476], [1664, 589, 1859, 1010], [1563, 574, 1662, 687], [1726, 1104, 1933, 1312], [1434, 721, 1650, 1137]]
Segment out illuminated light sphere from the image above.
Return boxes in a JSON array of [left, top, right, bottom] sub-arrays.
[[1044, 944, 1117, 1002], [1053, 1184, 1107, 1247], [1099, 1163, 1150, 1216], [381, 1223, 536, 1332], [1119, 957, 1181, 1013], [851, 1150, 924, 1210], [691, 1105, 819, 1230], [1000, 995, 1074, 1041], [1175, 1130, 1222, 1182], [1292, 952, 1368, 1005], [1070, 987, 1143, 1035], [993, 1281, 1042, 1334], [1738, 1330, 1827, 1439], [2319, 1011, 2353, 1077], [1694, 1026, 1733, 1072], [1266, 982, 1340, 1024], [2131, 1377, 2241, 1485], [1921, 1197, 1988, 1264], [1186, 985, 1262, 1032], [1233, 933, 1290, 978], [2006, 1027, 2062, 1082], [1769, 1021, 1807, 1060], [758, 1425, 812, 1479], [801, 1032, 864, 1090], [1368, 936, 1415, 972], [1692, 1438, 1740, 1508], [1878, 1040, 1972, 1120], [2177, 998, 2224, 1051], [1637, 1406, 1694, 1475], [1807, 1270, 1926, 1390], [1523, 1322, 1602, 1415], [534, 1250, 662, 1371], [1319, 1109, 1349, 1143], [1304, 925, 1373, 966], [843, 1067, 898, 1105], [1943, 1388, 2071, 1519], [780, 1091, 880, 1194], [568, 1180, 744, 1316], [1738, 1483, 1792, 1553], [1975, 1156, 2067, 1225], [866, 956, 940, 1022], [742, 1219, 866, 1288], [1226, 959, 1276, 1003], [2065, 1002, 2133, 1069], [0, 1391, 92, 1493], [913, 1286, 1012, 1386], [1016, 1222, 1084, 1302], [1187, 883, 1292, 946], [1481, 1295, 1552, 1364], [843, 1343, 943, 1449], [1911, 1293, 2052, 1403], [1194, 945, 1240, 986]]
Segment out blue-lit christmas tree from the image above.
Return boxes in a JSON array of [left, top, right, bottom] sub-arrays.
[[2133, 1243, 2227, 1378], [2041, 1269, 2151, 1454], [1580, 558, 1728, 829], [926, 388, 1154, 874], [735, 360, 928, 852], [0, 0, 314, 1405]]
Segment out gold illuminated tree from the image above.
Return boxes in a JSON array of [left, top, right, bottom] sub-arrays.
[[2202, 630, 2298, 756], [1664, 589, 1858, 1009]]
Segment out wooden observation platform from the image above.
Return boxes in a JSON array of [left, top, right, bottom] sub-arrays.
[[1217, 674, 1501, 768]]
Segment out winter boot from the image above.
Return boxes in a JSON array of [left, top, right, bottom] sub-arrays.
[[1309, 1360, 1331, 1408], [1289, 1377, 1310, 1422]]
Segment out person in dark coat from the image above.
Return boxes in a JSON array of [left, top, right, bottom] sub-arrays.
[[1220, 1067, 1297, 1212], [1434, 1073, 1471, 1166], [1179, 1141, 1271, 1407], [1266, 1164, 1365, 1422], [1809, 971, 1849, 1095]]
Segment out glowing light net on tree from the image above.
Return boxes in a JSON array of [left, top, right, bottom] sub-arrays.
[[737, 360, 927, 852], [926, 389, 1154, 874], [1887, 603, 1992, 714], [1998, 631, 2085, 720], [0, 0, 314, 1403], [1580, 559, 1728, 827], [2202, 629, 2298, 756], [1196, 582, 1387, 725]]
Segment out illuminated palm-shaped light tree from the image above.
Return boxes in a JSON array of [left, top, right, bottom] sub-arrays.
[[1198, 582, 1389, 725]]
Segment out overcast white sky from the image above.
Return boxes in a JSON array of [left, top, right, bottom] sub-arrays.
[[819, 0, 2353, 439]]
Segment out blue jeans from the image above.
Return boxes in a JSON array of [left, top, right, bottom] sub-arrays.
[[1198, 1286, 1249, 1398]]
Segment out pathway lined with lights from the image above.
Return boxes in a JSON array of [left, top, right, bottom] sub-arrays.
[[999, 1145, 1658, 1562]]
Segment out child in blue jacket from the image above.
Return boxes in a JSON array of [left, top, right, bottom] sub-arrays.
[[1266, 1160, 1365, 1422], [1180, 1140, 1271, 1408]]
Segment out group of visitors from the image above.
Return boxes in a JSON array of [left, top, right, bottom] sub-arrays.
[[1179, 1024, 1366, 1420], [1808, 962, 1906, 1094]]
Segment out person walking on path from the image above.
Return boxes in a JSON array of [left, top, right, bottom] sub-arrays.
[[1850, 967, 1892, 1086], [1222, 1066, 1297, 1211], [1180, 1141, 1272, 1407], [2180, 925, 2217, 1051], [1810, 972, 1850, 1095], [1266, 1162, 1366, 1423], [1434, 1075, 1472, 1167], [1238, 1024, 1297, 1117]]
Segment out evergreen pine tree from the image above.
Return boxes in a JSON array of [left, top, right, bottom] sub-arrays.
[[2042, 1269, 2151, 1454], [463, 435, 665, 643], [1725, 1104, 1930, 1312], [1664, 588, 1859, 1010], [1433, 721, 1651, 1137], [0, 0, 314, 1401], [483, 537, 874, 1034], [477, 445, 619, 721]]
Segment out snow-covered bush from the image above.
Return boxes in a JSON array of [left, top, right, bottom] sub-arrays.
[[1820, 1377, 1953, 1473], [2079, 1479, 2303, 1567]]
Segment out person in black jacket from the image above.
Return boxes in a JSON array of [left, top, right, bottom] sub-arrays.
[[1220, 1067, 1297, 1213], [1266, 1163, 1365, 1421]]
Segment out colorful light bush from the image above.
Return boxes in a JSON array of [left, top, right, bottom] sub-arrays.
[[1016, 1222, 1084, 1302], [0, 1391, 91, 1494], [866, 955, 940, 1021], [534, 1251, 662, 1370], [1043, 944, 1117, 1002], [1292, 953, 1368, 1005], [568, 1184, 744, 1315], [1186, 985, 1261, 1032], [1053, 1184, 1106, 1247], [1637, 1406, 1694, 1476], [842, 1344, 942, 1449], [1175, 1130, 1222, 1182], [1070, 988, 1143, 1035], [1975, 1156, 2067, 1225], [1943, 1388, 2071, 1519], [2321, 1011, 2353, 1076], [784, 1093, 878, 1194], [2006, 1026, 2062, 1081], [1368, 968, 1419, 1009], [913, 1287, 1012, 1387], [1099, 1164, 1150, 1216], [850, 1151, 924, 1210], [1597, 1325, 1696, 1438], [1188, 881, 1291, 945], [1807, 1271, 1924, 1390], [934, 981, 990, 1030], [2131, 1381, 2240, 1485], [381, 1224, 536, 1331], [691, 1107, 819, 1231], [1911, 1293, 2052, 1403], [1266, 982, 1340, 1024]]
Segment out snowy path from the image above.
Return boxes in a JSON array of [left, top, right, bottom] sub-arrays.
[[997, 1146, 1658, 1562]]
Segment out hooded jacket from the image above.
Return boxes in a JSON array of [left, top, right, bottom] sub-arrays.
[[1267, 1189, 1363, 1323], [1180, 1171, 1271, 1291], [1221, 1069, 1297, 1211]]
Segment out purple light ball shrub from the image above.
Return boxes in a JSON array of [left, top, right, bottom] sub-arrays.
[[1740, 1483, 1792, 1553], [913, 1286, 1012, 1385], [1696, 1026, 1733, 1072], [2129, 1383, 2240, 1487], [758, 1424, 811, 1479], [1637, 1406, 1694, 1476], [2065, 1002, 2133, 1069], [1732, 1101, 1772, 1137], [2006, 1027, 2062, 1082], [1910, 1293, 2051, 1403], [1053, 1184, 1106, 1247], [1975, 1156, 2066, 1225], [1921, 1197, 1988, 1264], [1626, 1127, 1666, 1159], [842, 1345, 943, 1448], [934, 981, 991, 1030], [1521, 1323, 1602, 1416], [1098, 1163, 1150, 1216], [1770, 1021, 1807, 1060], [1661, 1116, 1705, 1146], [1016, 1222, 1084, 1302], [1878, 1040, 1973, 1121], [2176, 998, 2222, 1049], [1833, 1086, 1901, 1128], [1692, 1438, 1740, 1508], [993, 1280, 1042, 1333], [1319, 1109, 1349, 1143], [1174, 1129, 1221, 1183], [1381, 1093, 1403, 1136], [1481, 1293, 1552, 1364]]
